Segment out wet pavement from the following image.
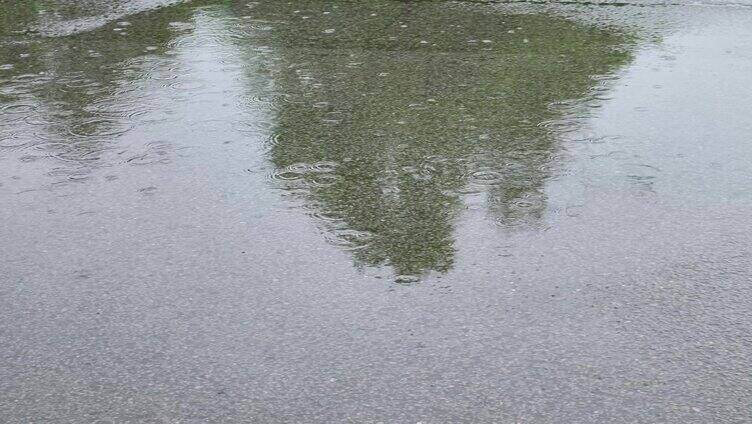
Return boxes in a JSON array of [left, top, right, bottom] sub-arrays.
[[1, 1, 752, 422]]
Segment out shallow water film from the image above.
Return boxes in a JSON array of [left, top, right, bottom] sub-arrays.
[[2, 0, 752, 422]]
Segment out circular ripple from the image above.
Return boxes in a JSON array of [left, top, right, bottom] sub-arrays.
[[268, 164, 306, 182], [2, 103, 36, 114], [89, 102, 150, 120], [469, 169, 503, 185], [537, 118, 580, 134], [325, 228, 374, 251], [68, 119, 133, 138], [307, 209, 344, 223], [309, 161, 337, 173], [286, 162, 310, 174], [511, 199, 537, 209], [165, 80, 207, 91], [22, 115, 48, 126], [13, 73, 50, 83], [0, 132, 31, 149], [63, 78, 101, 89], [172, 33, 226, 49], [268, 132, 285, 146]]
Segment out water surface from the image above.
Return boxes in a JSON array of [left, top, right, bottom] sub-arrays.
[[1, 1, 751, 423]]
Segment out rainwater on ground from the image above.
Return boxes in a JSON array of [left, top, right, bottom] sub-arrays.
[[1, 0, 752, 422]]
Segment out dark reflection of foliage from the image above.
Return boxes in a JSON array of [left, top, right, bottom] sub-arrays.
[[1, 0, 633, 276], [0, 0, 46, 36], [0, 1, 203, 167], [235, 1, 633, 276]]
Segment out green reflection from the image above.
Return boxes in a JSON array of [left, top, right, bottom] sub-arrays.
[[244, 1, 633, 276], [0, 1, 200, 165], [1, 0, 634, 277]]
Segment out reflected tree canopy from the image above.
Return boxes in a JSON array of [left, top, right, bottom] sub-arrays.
[[240, 1, 633, 276], [0, 1, 200, 170], [1, 0, 633, 277]]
